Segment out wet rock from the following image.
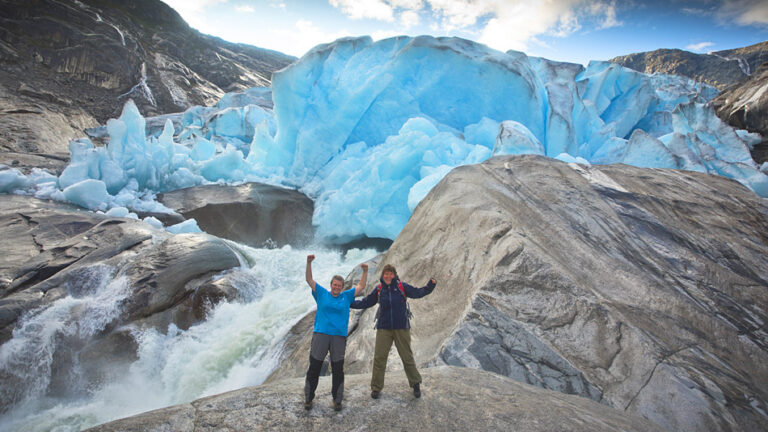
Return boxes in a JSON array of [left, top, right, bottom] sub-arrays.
[[0, 194, 241, 408]]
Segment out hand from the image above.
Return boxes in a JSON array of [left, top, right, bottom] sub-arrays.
[[361, 263, 368, 271], [429, 278, 436, 285], [307, 254, 315, 262]]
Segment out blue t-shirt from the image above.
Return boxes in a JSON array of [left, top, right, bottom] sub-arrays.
[[312, 283, 356, 336]]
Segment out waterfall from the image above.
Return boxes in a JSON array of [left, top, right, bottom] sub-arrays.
[[118, 63, 156, 107], [709, 53, 751, 76], [0, 244, 376, 431]]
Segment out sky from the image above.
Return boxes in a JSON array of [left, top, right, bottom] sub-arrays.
[[160, 0, 768, 65]]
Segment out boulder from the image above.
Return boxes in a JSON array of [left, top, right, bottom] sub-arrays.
[[0, 195, 242, 339], [157, 182, 315, 247], [268, 155, 768, 432], [85, 366, 662, 432], [0, 151, 69, 175]]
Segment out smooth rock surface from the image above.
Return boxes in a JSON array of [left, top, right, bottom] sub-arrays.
[[157, 182, 315, 247], [86, 366, 664, 432], [269, 155, 768, 432]]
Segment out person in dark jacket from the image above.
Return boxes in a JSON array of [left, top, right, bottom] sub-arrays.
[[351, 263, 436, 399], [304, 254, 368, 411]]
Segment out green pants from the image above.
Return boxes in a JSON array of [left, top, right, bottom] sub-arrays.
[[371, 329, 422, 391]]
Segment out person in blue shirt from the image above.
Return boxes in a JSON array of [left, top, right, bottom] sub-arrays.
[[351, 264, 436, 399], [304, 254, 368, 411]]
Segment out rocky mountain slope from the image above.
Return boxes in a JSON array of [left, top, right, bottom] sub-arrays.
[[611, 40, 768, 165], [0, 0, 295, 154], [610, 40, 768, 90], [712, 62, 768, 154], [85, 366, 662, 432], [268, 155, 768, 432]]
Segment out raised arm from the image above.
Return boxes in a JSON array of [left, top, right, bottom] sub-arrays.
[[305, 254, 316, 292], [402, 278, 437, 299], [351, 287, 379, 309], [354, 263, 369, 296]]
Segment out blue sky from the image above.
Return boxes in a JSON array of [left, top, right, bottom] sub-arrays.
[[161, 0, 768, 64]]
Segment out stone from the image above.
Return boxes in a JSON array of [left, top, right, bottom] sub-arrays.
[[157, 182, 315, 248], [85, 366, 662, 432], [268, 155, 768, 432], [0, 152, 69, 175]]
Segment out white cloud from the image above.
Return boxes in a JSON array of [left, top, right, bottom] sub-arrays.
[[429, 0, 493, 30], [269, 1, 287, 9], [328, 0, 423, 30], [686, 41, 715, 52], [473, 1, 587, 52], [236, 5, 255, 13], [389, 0, 425, 8], [161, 0, 226, 16], [282, 19, 352, 55], [370, 0, 623, 54], [330, 0, 395, 21], [717, 0, 768, 26], [161, 0, 227, 31], [400, 9, 421, 28], [590, 1, 622, 29], [326, 0, 624, 54]]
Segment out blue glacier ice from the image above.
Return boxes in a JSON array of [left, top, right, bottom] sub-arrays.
[[7, 35, 766, 242]]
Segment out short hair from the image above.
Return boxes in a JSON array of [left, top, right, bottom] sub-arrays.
[[380, 264, 397, 277], [331, 275, 344, 286]]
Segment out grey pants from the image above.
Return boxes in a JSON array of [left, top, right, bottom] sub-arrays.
[[305, 332, 347, 403]]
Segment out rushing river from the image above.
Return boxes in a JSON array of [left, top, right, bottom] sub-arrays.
[[0, 243, 376, 431]]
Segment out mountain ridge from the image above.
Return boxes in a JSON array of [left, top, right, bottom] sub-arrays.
[[609, 40, 768, 90], [0, 0, 295, 153]]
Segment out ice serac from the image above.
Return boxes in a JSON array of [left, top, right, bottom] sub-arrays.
[[268, 155, 768, 432], [261, 35, 767, 241], [271, 36, 546, 182]]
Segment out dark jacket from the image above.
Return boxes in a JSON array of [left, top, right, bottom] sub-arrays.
[[351, 276, 435, 329]]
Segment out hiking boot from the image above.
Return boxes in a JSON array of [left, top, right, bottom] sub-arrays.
[[371, 390, 381, 399], [304, 399, 313, 410], [413, 383, 421, 398], [333, 401, 342, 411]]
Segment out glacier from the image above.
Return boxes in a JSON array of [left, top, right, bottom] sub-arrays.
[[3, 35, 765, 242]]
